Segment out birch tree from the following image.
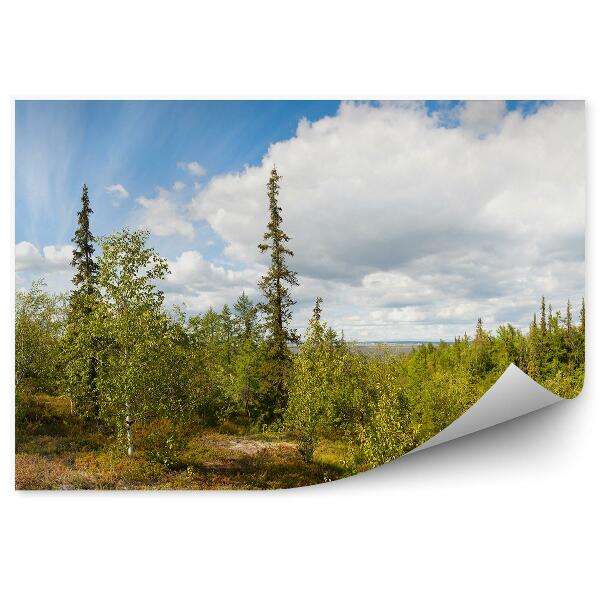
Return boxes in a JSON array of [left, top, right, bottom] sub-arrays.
[[94, 229, 170, 456], [15, 280, 65, 389]]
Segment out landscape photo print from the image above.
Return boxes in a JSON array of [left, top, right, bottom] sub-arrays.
[[15, 99, 585, 490]]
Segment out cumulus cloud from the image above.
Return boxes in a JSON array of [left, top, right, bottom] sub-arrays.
[[162, 250, 263, 312], [188, 100, 585, 339], [15, 101, 584, 341], [134, 188, 194, 239], [178, 161, 205, 177], [105, 183, 129, 199], [16, 241, 73, 273]]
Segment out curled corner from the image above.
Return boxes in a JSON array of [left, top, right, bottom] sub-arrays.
[[409, 364, 564, 454]]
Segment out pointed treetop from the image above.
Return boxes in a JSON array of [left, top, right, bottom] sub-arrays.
[[313, 297, 323, 322], [566, 299, 573, 331], [70, 183, 98, 296], [540, 296, 547, 334]]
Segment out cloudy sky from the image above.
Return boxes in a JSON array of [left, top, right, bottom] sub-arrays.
[[15, 100, 585, 341]]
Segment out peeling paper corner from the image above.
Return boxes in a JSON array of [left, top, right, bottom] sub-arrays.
[[409, 364, 564, 454]]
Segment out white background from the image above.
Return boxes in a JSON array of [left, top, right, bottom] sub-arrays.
[[1, 2, 597, 598]]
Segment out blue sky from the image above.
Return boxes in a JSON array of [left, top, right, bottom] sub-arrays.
[[15, 100, 585, 341], [15, 99, 551, 248], [16, 100, 340, 251]]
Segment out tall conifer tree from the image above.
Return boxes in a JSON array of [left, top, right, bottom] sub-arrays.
[[64, 184, 99, 417], [257, 167, 299, 420], [71, 184, 97, 298], [540, 296, 547, 336], [221, 304, 233, 366], [565, 299, 573, 332]]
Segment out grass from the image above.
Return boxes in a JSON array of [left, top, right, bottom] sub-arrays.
[[15, 392, 359, 490]]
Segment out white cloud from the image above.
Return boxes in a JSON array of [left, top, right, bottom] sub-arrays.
[[15, 241, 73, 273], [15, 101, 584, 341], [134, 188, 194, 239], [188, 100, 585, 339], [177, 161, 206, 177], [162, 250, 263, 312], [173, 180, 186, 191], [458, 100, 507, 137], [105, 183, 129, 199]]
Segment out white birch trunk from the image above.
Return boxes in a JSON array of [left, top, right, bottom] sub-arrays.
[[125, 400, 133, 457]]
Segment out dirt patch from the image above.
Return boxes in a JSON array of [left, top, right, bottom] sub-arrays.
[[205, 436, 296, 456]]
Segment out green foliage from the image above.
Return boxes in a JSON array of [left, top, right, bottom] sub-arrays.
[[17, 252, 584, 473], [93, 229, 177, 453], [70, 184, 98, 294], [543, 368, 584, 399], [141, 419, 186, 469], [285, 296, 584, 465], [186, 308, 235, 424], [407, 361, 479, 446], [524, 297, 585, 392], [358, 386, 418, 469], [15, 280, 66, 391], [285, 298, 364, 461], [257, 166, 299, 421], [285, 298, 329, 460], [63, 184, 101, 418], [231, 293, 263, 417], [15, 172, 586, 482]]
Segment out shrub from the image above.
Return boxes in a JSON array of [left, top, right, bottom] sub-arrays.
[[140, 419, 186, 469]]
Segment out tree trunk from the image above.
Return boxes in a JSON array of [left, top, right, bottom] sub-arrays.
[[244, 382, 251, 417], [127, 422, 133, 457], [125, 401, 134, 457]]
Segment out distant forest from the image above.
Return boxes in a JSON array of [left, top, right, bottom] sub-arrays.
[[15, 169, 585, 488]]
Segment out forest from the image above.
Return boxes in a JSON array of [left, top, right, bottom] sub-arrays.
[[15, 168, 585, 489]]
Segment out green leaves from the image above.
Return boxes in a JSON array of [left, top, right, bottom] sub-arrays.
[[285, 299, 358, 461], [16, 280, 66, 390], [19, 180, 586, 472], [89, 229, 178, 453]]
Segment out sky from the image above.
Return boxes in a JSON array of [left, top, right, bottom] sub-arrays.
[[15, 100, 585, 341]]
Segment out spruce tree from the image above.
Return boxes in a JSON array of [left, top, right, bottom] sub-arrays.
[[257, 167, 299, 420], [474, 317, 485, 341], [232, 293, 261, 417], [234, 292, 259, 340], [64, 184, 99, 417], [574, 297, 586, 369], [71, 185, 97, 298], [312, 296, 323, 323], [565, 299, 573, 332], [221, 304, 233, 366], [471, 317, 492, 376], [531, 312, 538, 332], [526, 312, 540, 378], [540, 296, 547, 336]]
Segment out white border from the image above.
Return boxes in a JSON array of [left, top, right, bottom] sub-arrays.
[[1, 2, 598, 599]]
